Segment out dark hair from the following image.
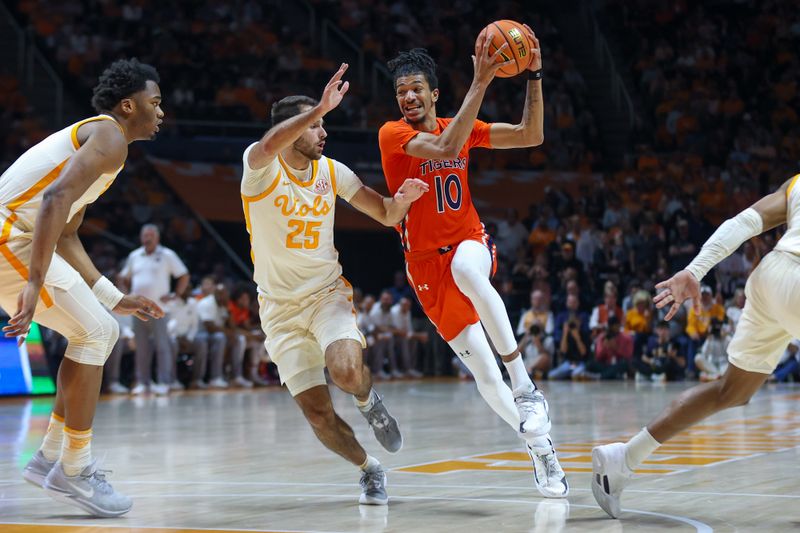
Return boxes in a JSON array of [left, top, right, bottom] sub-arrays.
[[231, 283, 252, 303], [271, 95, 318, 127], [387, 48, 438, 89], [91, 59, 160, 113]]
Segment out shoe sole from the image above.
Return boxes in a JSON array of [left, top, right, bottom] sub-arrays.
[[359, 495, 389, 505], [591, 447, 621, 518], [22, 469, 47, 488], [43, 485, 132, 518]]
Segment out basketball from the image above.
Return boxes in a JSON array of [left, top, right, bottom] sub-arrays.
[[476, 20, 534, 78]]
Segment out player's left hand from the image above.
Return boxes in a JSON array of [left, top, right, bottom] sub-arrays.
[[654, 270, 700, 321], [3, 281, 40, 346], [522, 24, 542, 71], [114, 294, 165, 322], [394, 178, 429, 204]]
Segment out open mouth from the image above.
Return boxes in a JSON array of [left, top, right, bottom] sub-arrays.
[[317, 141, 325, 150], [404, 105, 422, 115]]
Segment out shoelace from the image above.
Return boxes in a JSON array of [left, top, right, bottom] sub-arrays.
[[516, 392, 544, 417], [360, 471, 384, 492], [367, 404, 389, 429]]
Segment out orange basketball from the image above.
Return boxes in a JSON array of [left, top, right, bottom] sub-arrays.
[[476, 20, 534, 78]]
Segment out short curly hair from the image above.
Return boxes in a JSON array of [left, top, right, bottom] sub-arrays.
[[387, 48, 438, 89], [91, 59, 160, 113]]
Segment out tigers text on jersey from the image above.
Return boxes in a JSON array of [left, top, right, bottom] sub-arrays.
[[240, 143, 362, 301], [378, 118, 492, 254], [0, 115, 124, 243], [775, 174, 800, 256]]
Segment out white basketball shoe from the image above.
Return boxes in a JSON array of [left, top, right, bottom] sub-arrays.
[[591, 442, 633, 518]]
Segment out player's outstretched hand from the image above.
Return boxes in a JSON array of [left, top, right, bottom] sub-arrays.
[[3, 281, 40, 345], [472, 32, 514, 86], [394, 178, 430, 205], [654, 270, 701, 321], [319, 63, 350, 114], [522, 24, 542, 71], [114, 294, 165, 322]]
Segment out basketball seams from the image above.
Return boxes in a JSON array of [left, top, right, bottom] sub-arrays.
[[491, 21, 520, 77]]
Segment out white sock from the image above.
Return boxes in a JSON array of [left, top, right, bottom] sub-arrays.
[[448, 322, 520, 429], [40, 413, 65, 462], [624, 427, 661, 470], [354, 389, 377, 412], [504, 354, 534, 392], [359, 454, 381, 473], [62, 427, 93, 476]]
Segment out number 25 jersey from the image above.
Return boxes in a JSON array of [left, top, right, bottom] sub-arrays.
[[240, 143, 362, 301], [378, 118, 492, 254]]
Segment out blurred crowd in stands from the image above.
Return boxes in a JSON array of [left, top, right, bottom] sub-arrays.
[[1, 0, 799, 392]]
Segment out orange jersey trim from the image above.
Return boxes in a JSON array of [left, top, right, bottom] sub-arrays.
[[241, 170, 282, 264], [278, 155, 318, 187], [787, 174, 800, 199], [70, 115, 124, 150]]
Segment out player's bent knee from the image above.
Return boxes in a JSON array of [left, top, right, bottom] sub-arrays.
[[64, 312, 120, 366], [300, 403, 336, 429], [329, 363, 363, 391]]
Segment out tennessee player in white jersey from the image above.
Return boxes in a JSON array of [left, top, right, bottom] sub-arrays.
[[3, 59, 164, 517], [242, 64, 427, 505], [593, 173, 800, 518]]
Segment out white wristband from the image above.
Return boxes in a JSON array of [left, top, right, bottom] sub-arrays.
[[685, 207, 763, 281], [92, 276, 125, 310]]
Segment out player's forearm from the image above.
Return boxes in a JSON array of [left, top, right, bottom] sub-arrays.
[[438, 81, 488, 157], [517, 79, 544, 146], [28, 194, 72, 286], [55, 232, 103, 287], [685, 208, 763, 282], [381, 196, 412, 226], [255, 105, 326, 158]]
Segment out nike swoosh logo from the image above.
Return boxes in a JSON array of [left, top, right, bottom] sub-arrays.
[[67, 480, 94, 499]]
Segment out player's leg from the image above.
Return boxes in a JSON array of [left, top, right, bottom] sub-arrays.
[[312, 278, 403, 454], [25, 279, 132, 516], [289, 369, 388, 505], [593, 254, 792, 518]]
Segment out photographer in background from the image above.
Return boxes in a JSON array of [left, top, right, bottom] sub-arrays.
[[550, 294, 589, 379], [586, 316, 633, 380], [695, 318, 730, 381], [635, 320, 686, 382], [519, 322, 555, 379]]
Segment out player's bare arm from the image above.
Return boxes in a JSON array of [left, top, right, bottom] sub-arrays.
[[348, 178, 429, 226], [403, 34, 512, 160], [488, 24, 544, 149], [248, 64, 350, 170], [654, 177, 792, 321]]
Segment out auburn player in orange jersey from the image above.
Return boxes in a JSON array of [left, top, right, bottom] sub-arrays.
[[378, 31, 568, 498]]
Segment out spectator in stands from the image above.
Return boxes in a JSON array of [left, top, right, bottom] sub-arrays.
[[550, 294, 590, 380], [196, 284, 232, 389], [516, 289, 554, 338], [625, 290, 654, 356], [369, 290, 398, 379], [771, 340, 800, 383], [635, 320, 686, 382], [119, 224, 190, 395], [587, 316, 633, 380], [725, 287, 746, 332], [589, 282, 623, 339], [668, 218, 697, 272], [165, 284, 207, 389], [695, 318, 729, 381], [228, 284, 264, 388], [494, 208, 530, 261], [390, 297, 427, 378], [686, 285, 726, 345], [518, 321, 554, 379], [387, 270, 413, 304]]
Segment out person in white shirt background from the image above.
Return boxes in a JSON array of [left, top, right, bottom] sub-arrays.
[[119, 224, 190, 395], [390, 297, 427, 378], [196, 283, 245, 388], [369, 291, 397, 379], [165, 284, 208, 389]]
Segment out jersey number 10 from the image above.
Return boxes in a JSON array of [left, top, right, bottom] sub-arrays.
[[434, 174, 463, 213]]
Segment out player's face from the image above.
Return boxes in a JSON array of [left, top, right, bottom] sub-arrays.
[[395, 74, 439, 124], [128, 80, 164, 141], [294, 109, 327, 161]]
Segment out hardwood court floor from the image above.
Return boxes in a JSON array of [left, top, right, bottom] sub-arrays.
[[2, 379, 800, 532]]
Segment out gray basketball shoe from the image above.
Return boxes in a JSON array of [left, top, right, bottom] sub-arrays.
[[358, 391, 403, 453], [22, 450, 56, 488], [43, 460, 132, 517], [359, 467, 388, 505], [514, 385, 552, 437]]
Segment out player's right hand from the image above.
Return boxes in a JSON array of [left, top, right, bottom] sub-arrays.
[[472, 32, 513, 85], [318, 63, 350, 114], [3, 281, 41, 346], [654, 270, 701, 321], [113, 294, 165, 322]]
